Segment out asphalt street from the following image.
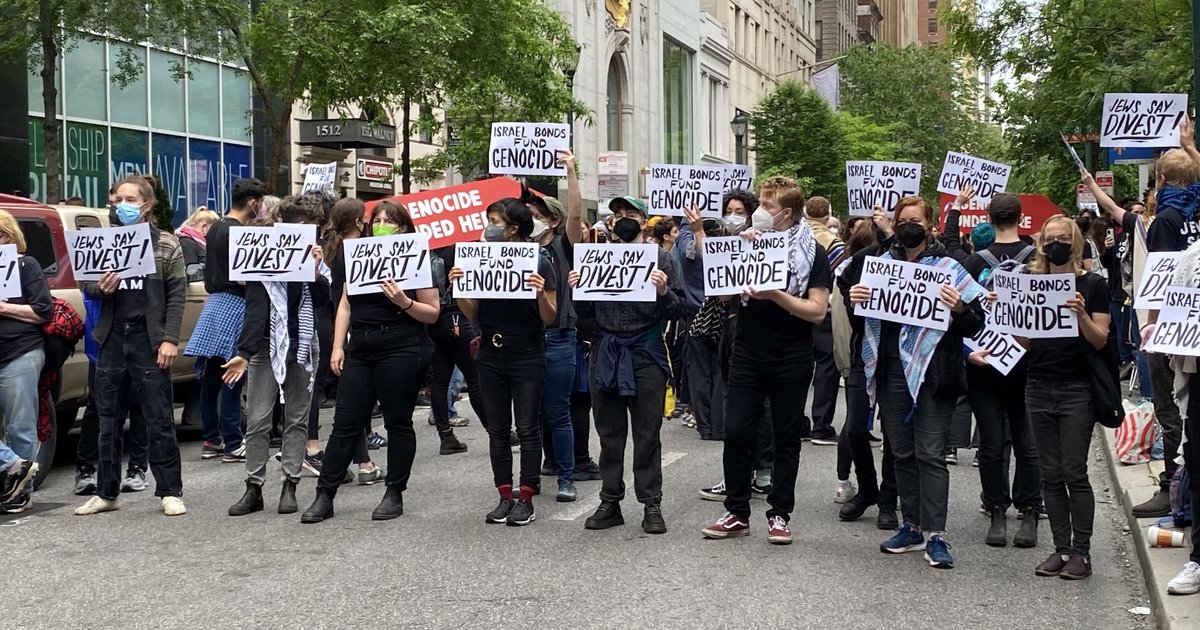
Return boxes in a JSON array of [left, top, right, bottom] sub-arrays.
[[6, 399, 1152, 629]]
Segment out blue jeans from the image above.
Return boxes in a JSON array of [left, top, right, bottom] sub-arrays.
[[0, 348, 45, 472], [448, 367, 464, 417], [1129, 310, 1153, 398], [540, 329, 576, 482], [200, 356, 244, 452]]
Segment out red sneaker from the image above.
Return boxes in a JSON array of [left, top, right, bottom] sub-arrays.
[[702, 512, 750, 539], [767, 515, 792, 545]]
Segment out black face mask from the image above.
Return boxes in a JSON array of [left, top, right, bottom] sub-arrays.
[[1045, 241, 1072, 266], [895, 222, 927, 249], [613, 217, 642, 243]]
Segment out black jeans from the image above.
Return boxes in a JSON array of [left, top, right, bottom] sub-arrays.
[[319, 327, 430, 494], [76, 362, 148, 471], [967, 365, 1042, 513], [429, 312, 487, 433], [837, 357, 878, 497], [949, 395, 973, 450], [94, 323, 182, 500], [1149, 353, 1183, 492], [477, 340, 545, 489], [306, 302, 333, 440], [1027, 379, 1094, 556], [722, 354, 813, 521], [568, 391, 593, 463], [878, 356, 954, 532], [592, 360, 668, 505], [806, 314, 839, 439], [1185, 372, 1200, 563], [686, 334, 726, 440]]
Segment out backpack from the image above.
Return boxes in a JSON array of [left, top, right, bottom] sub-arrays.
[[976, 244, 1036, 288]]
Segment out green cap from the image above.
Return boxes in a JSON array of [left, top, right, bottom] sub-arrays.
[[608, 195, 648, 217]]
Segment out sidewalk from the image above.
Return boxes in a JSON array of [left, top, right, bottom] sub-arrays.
[[1099, 425, 1199, 629]]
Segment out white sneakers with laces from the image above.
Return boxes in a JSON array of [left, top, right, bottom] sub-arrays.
[[1167, 561, 1200, 595]]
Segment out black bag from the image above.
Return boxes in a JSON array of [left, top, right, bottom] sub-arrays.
[[1088, 328, 1123, 428]]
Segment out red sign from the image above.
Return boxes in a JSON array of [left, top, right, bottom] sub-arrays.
[[365, 177, 527, 249], [938, 193, 1063, 237]]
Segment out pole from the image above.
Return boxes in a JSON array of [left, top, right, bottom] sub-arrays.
[[567, 75, 575, 149], [735, 134, 745, 165]]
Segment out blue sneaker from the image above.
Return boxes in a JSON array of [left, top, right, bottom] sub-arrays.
[[925, 535, 954, 569], [880, 523, 926, 554], [556, 480, 577, 503]]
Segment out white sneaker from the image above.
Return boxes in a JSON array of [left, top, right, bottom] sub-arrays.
[[75, 496, 119, 515], [1167, 561, 1200, 595], [835, 480, 857, 504], [161, 496, 187, 516]]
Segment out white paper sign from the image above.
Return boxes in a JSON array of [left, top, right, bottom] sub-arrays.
[[301, 162, 337, 193], [1100, 93, 1188, 148], [856, 257, 952, 330], [66, 223, 155, 281], [722, 164, 755, 193], [488, 122, 569, 177], [1061, 135, 1087, 171], [228, 224, 317, 283], [936, 151, 1012, 202], [991, 270, 1078, 338], [453, 242, 538, 299], [963, 300, 1027, 376], [343, 234, 433, 296], [700, 233, 789, 297], [1145, 287, 1200, 356], [572, 244, 658, 302], [647, 164, 726, 217], [845, 161, 922, 217], [0, 244, 21, 299], [1133, 252, 1183, 310]]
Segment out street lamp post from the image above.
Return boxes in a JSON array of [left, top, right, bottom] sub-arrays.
[[563, 44, 582, 148], [730, 110, 748, 165]]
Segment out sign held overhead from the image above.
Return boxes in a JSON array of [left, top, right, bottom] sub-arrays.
[[488, 122, 570, 177]]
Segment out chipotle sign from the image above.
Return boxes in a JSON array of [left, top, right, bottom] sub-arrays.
[[365, 177, 532, 249], [356, 158, 394, 191]]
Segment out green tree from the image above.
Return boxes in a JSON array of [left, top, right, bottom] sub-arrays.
[[750, 81, 846, 203]]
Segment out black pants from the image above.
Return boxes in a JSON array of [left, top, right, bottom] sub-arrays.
[[949, 395, 973, 450], [1185, 372, 1200, 564], [1027, 379, 1094, 556], [967, 364, 1042, 513], [837, 357, 878, 496], [722, 353, 813, 521], [667, 317, 690, 406], [477, 341, 545, 489], [319, 328, 430, 494], [806, 314, 839, 440], [306, 303, 333, 440], [592, 360, 668, 505], [76, 362, 148, 471], [686, 335, 725, 440], [94, 323, 182, 500], [429, 312, 487, 433], [1150, 353, 1183, 492]]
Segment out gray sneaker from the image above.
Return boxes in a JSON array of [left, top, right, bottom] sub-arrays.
[[121, 468, 148, 493], [73, 467, 97, 496]]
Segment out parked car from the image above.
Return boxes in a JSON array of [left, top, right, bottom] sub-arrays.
[[0, 194, 209, 487]]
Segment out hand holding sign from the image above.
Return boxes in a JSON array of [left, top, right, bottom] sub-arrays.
[[229, 224, 318, 283], [1101, 93, 1188, 148], [1134, 252, 1183, 309], [648, 164, 725, 217], [1144, 287, 1200, 356], [453, 242, 539, 299], [67, 223, 156, 281], [940, 285, 964, 313], [343, 234, 432, 296], [572, 244, 658, 302], [489, 122, 570, 177], [97, 272, 120, 295]]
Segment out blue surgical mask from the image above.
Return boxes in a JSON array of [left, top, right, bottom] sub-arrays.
[[114, 202, 143, 226], [483, 224, 506, 242]]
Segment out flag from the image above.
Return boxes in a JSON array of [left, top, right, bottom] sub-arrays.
[[811, 63, 840, 111]]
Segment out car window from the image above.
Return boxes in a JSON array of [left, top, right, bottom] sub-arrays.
[[75, 215, 102, 229], [16, 218, 58, 275]]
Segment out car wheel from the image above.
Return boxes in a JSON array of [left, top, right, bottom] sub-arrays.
[[32, 404, 61, 492]]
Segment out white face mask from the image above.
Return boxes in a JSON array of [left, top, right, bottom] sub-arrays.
[[722, 215, 746, 233], [751, 208, 780, 232], [529, 218, 549, 241]]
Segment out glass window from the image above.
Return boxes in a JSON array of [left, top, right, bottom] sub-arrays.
[[109, 43, 147, 126], [815, 21, 823, 60], [928, 18, 938, 33], [221, 66, 252, 142], [27, 61, 61, 116], [110, 127, 149, 184], [63, 121, 109, 208], [221, 143, 252, 212], [418, 104, 433, 144], [187, 61, 220, 137], [606, 59, 624, 151], [64, 38, 106, 120], [151, 133, 188, 225], [662, 38, 692, 164], [150, 50, 186, 132], [189, 138, 221, 211], [16, 219, 57, 275]]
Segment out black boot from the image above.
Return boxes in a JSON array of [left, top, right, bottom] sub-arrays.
[[1013, 508, 1039, 548], [839, 492, 879, 522], [584, 501, 624, 530], [986, 508, 1008, 547], [228, 481, 263, 516], [372, 486, 404, 521], [278, 479, 298, 514], [439, 431, 468, 455], [301, 487, 335, 524]]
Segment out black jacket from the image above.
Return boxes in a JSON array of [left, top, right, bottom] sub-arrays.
[[235, 277, 331, 362]]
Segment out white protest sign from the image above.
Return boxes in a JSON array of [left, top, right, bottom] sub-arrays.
[[488, 122, 570, 177], [453, 242, 538, 299], [990, 270, 1077, 338], [1133, 252, 1183, 310], [343, 234, 433, 296], [66, 223, 155, 281], [701, 233, 789, 296], [722, 164, 755, 193], [936, 152, 1011, 202], [1100, 93, 1188, 148], [301, 162, 337, 193], [855, 258, 952, 330], [0, 244, 21, 299], [1145, 287, 1200, 356], [845, 161, 922, 217], [572, 244, 658, 302], [1061, 135, 1087, 171], [963, 300, 1027, 376], [228, 224, 317, 283], [647, 164, 726, 218]]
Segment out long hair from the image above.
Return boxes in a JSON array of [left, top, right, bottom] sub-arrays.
[[1029, 215, 1085, 276], [371, 200, 417, 234], [323, 197, 366, 266]]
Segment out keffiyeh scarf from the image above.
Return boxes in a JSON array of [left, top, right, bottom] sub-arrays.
[[265, 281, 317, 401]]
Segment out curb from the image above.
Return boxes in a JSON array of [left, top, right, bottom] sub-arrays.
[[1098, 425, 1199, 630]]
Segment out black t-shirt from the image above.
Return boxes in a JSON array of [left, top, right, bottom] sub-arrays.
[[475, 255, 558, 335], [113, 275, 148, 323], [329, 263, 426, 333], [1147, 206, 1200, 253], [1104, 230, 1129, 300], [0, 255, 52, 367], [962, 240, 1037, 281], [733, 242, 831, 362], [1026, 272, 1109, 382], [543, 234, 576, 330], [204, 217, 245, 296]]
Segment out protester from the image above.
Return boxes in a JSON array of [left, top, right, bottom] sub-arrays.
[[75, 175, 187, 517], [653, 218, 679, 253], [177, 208, 219, 269], [301, 199, 439, 523], [801, 196, 845, 446], [450, 198, 557, 527], [1164, 238, 1200, 596], [849, 196, 986, 568], [426, 241, 484, 453]]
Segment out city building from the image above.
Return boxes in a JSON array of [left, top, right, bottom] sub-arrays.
[[815, 0, 858, 62], [919, 0, 946, 44], [857, 0, 883, 43], [878, 0, 919, 47]]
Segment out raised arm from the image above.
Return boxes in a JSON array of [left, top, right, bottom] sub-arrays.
[[561, 150, 585, 245], [1080, 168, 1127, 225]]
